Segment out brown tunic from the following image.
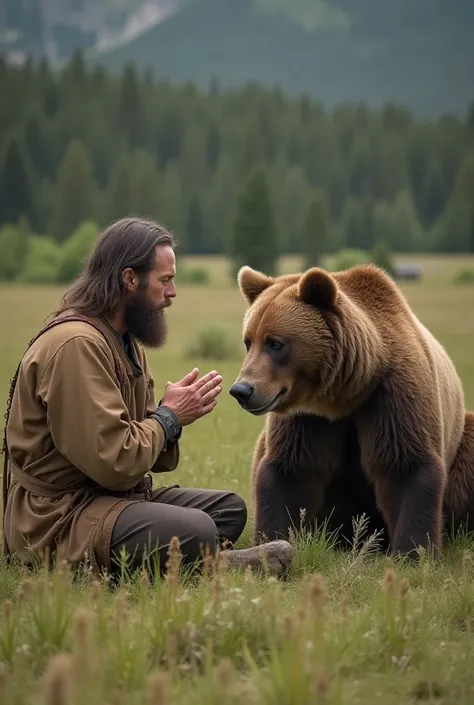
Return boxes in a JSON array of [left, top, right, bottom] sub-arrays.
[[2, 313, 179, 574]]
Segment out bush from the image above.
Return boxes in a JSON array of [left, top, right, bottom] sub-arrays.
[[329, 248, 371, 271], [184, 323, 240, 361], [0, 220, 30, 281], [371, 241, 396, 278], [453, 268, 474, 284], [56, 220, 99, 283], [176, 266, 211, 285], [18, 235, 61, 284]]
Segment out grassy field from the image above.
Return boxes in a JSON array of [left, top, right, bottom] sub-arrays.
[[1, 254, 474, 704]]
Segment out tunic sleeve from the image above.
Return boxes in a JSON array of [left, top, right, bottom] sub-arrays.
[[37, 334, 168, 491], [142, 350, 180, 474]]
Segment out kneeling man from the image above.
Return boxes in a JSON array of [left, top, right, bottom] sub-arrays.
[[2, 217, 293, 579]]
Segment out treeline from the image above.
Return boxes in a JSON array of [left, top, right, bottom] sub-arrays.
[[1, 49, 474, 270]]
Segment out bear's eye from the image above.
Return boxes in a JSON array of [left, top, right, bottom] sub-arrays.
[[265, 337, 288, 365], [244, 338, 251, 351], [266, 338, 284, 351]]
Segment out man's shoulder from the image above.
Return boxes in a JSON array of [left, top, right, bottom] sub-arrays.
[[23, 317, 114, 367]]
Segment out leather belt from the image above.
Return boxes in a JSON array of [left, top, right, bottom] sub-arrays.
[[8, 458, 153, 502]]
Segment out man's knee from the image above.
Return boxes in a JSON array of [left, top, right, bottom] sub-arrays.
[[233, 492, 248, 533], [217, 491, 248, 544], [187, 508, 218, 557], [109, 503, 218, 573]]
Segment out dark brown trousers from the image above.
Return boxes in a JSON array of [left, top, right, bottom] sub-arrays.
[[109, 485, 248, 577]]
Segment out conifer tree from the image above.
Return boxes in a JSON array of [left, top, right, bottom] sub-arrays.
[[118, 62, 142, 149], [301, 190, 332, 270], [186, 197, 205, 254], [229, 165, 279, 279], [0, 134, 34, 227], [51, 139, 97, 241]]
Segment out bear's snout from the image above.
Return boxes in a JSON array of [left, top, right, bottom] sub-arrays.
[[230, 381, 288, 415], [229, 381, 254, 407]]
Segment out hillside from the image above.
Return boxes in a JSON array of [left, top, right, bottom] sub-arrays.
[[88, 0, 474, 118]]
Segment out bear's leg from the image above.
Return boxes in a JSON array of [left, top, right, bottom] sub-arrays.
[[444, 412, 474, 538], [251, 414, 350, 544], [321, 455, 389, 550], [253, 460, 325, 543], [357, 384, 447, 559], [250, 428, 267, 512], [371, 462, 446, 559]]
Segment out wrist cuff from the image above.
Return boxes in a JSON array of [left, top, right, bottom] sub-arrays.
[[150, 406, 182, 443]]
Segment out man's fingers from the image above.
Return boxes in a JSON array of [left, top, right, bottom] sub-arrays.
[[201, 399, 218, 416], [198, 375, 222, 397], [175, 368, 199, 387], [193, 371, 221, 391], [192, 370, 218, 390], [201, 386, 222, 407]]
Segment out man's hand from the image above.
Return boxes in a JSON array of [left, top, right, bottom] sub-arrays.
[[160, 368, 223, 426]]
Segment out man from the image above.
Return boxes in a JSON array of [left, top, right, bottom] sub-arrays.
[[2, 216, 293, 579]]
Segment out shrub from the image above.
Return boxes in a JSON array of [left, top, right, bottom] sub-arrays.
[[371, 241, 396, 278], [176, 266, 211, 285], [329, 248, 371, 271], [56, 220, 99, 284], [18, 235, 61, 284], [184, 324, 240, 362], [0, 220, 30, 281], [453, 268, 474, 284]]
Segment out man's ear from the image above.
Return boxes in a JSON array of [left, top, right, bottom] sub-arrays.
[[237, 266, 274, 305], [298, 268, 338, 309], [122, 267, 138, 292]]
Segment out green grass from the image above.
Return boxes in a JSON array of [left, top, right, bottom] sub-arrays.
[[1, 253, 474, 704]]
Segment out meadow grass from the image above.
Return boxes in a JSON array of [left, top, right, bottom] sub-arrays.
[[1, 254, 474, 704]]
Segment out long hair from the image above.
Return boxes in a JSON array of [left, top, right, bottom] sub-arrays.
[[50, 216, 177, 320]]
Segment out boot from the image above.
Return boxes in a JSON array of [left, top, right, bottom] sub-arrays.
[[223, 540, 294, 578]]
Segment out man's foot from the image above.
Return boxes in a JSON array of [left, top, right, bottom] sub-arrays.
[[223, 540, 294, 578]]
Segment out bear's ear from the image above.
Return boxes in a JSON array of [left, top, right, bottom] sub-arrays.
[[298, 268, 338, 309], [237, 266, 274, 305]]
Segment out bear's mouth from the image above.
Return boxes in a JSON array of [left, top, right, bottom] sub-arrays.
[[248, 387, 288, 416]]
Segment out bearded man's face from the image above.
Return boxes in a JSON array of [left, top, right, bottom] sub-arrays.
[[124, 244, 176, 347], [124, 286, 170, 348]]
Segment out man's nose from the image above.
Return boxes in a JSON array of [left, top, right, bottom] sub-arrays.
[[229, 381, 254, 406], [166, 281, 177, 297]]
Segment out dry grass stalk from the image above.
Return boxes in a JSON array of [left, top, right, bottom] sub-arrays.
[[383, 566, 397, 595], [214, 657, 235, 691], [147, 670, 172, 705], [72, 607, 94, 680], [43, 652, 72, 705], [165, 536, 181, 589]]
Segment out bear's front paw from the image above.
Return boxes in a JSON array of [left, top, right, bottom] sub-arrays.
[[225, 540, 294, 578]]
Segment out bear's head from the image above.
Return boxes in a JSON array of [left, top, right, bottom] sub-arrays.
[[229, 264, 344, 417]]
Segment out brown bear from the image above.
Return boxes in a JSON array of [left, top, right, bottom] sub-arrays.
[[229, 263, 474, 559]]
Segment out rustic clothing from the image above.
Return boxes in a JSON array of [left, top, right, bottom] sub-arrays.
[[2, 312, 244, 576], [110, 485, 247, 576]]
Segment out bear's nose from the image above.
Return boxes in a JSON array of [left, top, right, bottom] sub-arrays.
[[229, 381, 254, 406]]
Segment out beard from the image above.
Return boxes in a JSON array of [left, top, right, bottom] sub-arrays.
[[123, 288, 170, 348]]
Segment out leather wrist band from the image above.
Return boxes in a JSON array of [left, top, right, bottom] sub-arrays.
[[150, 405, 182, 443]]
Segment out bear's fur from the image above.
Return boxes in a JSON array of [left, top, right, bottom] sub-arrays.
[[229, 264, 474, 558]]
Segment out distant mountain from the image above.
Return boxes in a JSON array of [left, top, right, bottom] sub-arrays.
[[0, 0, 181, 62], [2, 0, 473, 118], [88, 0, 474, 118]]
